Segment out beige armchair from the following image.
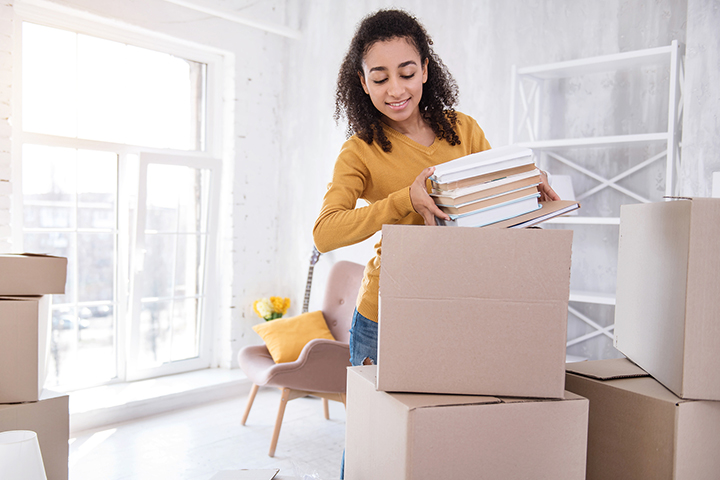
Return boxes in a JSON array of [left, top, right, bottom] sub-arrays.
[[238, 260, 365, 457]]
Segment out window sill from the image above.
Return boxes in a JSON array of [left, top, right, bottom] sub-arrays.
[[69, 368, 251, 434]]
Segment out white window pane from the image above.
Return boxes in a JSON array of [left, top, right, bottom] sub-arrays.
[[77, 150, 117, 230], [22, 22, 206, 150], [171, 298, 200, 361], [142, 234, 175, 299], [78, 232, 115, 302], [21, 23, 78, 137], [139, 299, 172, 369], [22, 144, 76, 229]]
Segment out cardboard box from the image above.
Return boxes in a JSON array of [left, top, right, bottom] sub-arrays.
[[345, 366, 588, 480], [0, 254, 67, 295], [377, 225, 573, 398], [0, 296, 51, 403], [565, 358, 720, 480], [614, 198, 720, 400], [0, 391, 69, 480]]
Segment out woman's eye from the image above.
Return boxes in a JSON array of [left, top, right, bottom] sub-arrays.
[[373, 78, 388, 85], [401, 73, 415, 79]]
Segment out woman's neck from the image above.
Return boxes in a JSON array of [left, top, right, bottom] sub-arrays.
[[383, 114, 435, 147]]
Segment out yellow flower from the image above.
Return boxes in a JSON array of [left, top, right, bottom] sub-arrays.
[[271, 296, 291, 315], [253, 298, 273, 319], [254, 296, 291, 321]]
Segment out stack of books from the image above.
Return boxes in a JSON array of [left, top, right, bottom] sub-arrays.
[[431, 145, 579, 227]]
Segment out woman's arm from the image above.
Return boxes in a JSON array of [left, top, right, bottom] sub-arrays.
[[313, 151, 416, 253]]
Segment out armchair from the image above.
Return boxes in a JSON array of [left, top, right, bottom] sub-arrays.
[[238, 260, 365, 457]]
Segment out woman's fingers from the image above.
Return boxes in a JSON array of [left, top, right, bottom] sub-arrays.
[[410, 167, 449, 225]]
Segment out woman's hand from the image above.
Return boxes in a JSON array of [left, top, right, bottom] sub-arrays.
[[538, 170, 561, 202], [410, 167, 450, 225]]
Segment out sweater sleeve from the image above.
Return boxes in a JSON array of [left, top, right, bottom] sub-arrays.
[[313, 146, 415, 253]]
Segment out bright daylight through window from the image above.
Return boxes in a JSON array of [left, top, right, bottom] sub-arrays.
[[20, 21, 216, 391]]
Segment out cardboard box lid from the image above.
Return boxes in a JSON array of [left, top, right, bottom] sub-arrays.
[[380, 225, 573, 301], [566, 358, 690, 405], [0, 254, 68, 295], [352, 365, 502, 409], [565, 358, 649, 381]]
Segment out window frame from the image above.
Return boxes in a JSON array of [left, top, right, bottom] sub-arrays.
[[11, 3, 229, 390]]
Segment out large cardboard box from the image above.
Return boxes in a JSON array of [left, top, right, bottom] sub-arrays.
[[345, 366, 589, 480], [0, 296, 52, 403], [0, 254, 67, 295], [377, 225, 573, 398], [614, 198, 720, 400], [565, 358, 720, 480], [0, 391, 69, 480]]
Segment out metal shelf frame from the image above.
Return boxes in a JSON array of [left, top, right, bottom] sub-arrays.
[[509, 41, 685, 352]]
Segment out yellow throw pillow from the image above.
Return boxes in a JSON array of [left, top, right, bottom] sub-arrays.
[[252, 310, 336, 363]]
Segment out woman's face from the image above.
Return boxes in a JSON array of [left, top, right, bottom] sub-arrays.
[[359, 37, 428, 131]]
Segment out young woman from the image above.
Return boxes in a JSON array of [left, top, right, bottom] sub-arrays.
[[313, 8, 557, 368]]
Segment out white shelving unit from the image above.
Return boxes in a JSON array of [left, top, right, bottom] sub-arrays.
[[509, 41, 685, 354]]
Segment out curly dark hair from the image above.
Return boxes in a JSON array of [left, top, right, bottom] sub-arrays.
[[334, 9, 460, 152]]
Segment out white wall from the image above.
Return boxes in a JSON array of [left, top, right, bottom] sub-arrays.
[[1, 0, 718, 366]]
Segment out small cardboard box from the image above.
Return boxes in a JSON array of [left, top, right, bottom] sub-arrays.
[[345, 366, 589, 480], [614, 198, 720, 400], [0, 390, 69, 480], [377, 225, 573, 398], [565, 358, 720, 480], [0, 254, 67, 295], [0, 296, 52, 403]]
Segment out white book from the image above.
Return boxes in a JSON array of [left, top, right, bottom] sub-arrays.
[[430, 145, 534, 185], [435, 193, 541, 228]]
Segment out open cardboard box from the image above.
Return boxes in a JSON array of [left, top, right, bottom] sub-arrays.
[[0, 390, 69, 480], [0, 296, 51, 403], [0, 254, 67, 295], [614, 198, 720, 400], [566, 358, 720, 480], [377, 224, 573, 398], [345, 366, 588, 480]]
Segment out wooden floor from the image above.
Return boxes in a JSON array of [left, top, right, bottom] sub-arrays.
[[69, 385, 346, 480]]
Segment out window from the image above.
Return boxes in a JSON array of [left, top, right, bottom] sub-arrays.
[[17, 20, 222, 390]]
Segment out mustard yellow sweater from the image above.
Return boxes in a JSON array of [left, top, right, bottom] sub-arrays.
[[313, 112, 491, 322]]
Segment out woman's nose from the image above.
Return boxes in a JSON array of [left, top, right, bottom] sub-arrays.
[[387, 76, 403, 97]]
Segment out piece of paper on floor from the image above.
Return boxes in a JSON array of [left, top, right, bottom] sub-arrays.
[[209, 469, 279, 480]]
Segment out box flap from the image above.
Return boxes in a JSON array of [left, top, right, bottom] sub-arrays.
[[0, 253, 65, 259], [352, 366, 502, 409], [380, 225, 573, 301], [565, 358, 650, 380]]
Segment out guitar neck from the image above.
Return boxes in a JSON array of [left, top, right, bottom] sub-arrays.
[[302, 264, 315, 313]]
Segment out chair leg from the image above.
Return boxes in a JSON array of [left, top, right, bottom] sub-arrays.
[[241, 383, 259, 426], [269, 387, 291, 457], [322, 397, 330, 420]]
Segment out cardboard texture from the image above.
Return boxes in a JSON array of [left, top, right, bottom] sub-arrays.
[[377, 225, 573, 398], [614, 198, 720, 400], [0, 254, 67, 295], [345, 366, 589, 480], [0, 391, 69, 480], [565, 358, 720, 480], [0, 296, 51, 403]]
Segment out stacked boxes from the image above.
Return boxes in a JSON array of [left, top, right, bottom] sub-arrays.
[[0, 254, 69, 480], [344, 225, 589, 479], [564, 198, 720, 479]]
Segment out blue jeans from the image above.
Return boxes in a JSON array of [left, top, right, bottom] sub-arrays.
[[349, 308, 378, 367], [341, 309, 378, 479]]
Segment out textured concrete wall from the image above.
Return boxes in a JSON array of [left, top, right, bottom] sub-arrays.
[[682, 0, 720, 196], [0, 2, 13, 252]]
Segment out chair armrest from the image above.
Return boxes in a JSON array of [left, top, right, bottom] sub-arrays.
[[262, 339, 351, 393]]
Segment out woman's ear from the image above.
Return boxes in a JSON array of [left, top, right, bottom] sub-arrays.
[[358, 71, 369, 94], [422, 58, 429, 84]]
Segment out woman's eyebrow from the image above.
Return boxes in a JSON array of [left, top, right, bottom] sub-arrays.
[[369, 60, 417, 73]]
